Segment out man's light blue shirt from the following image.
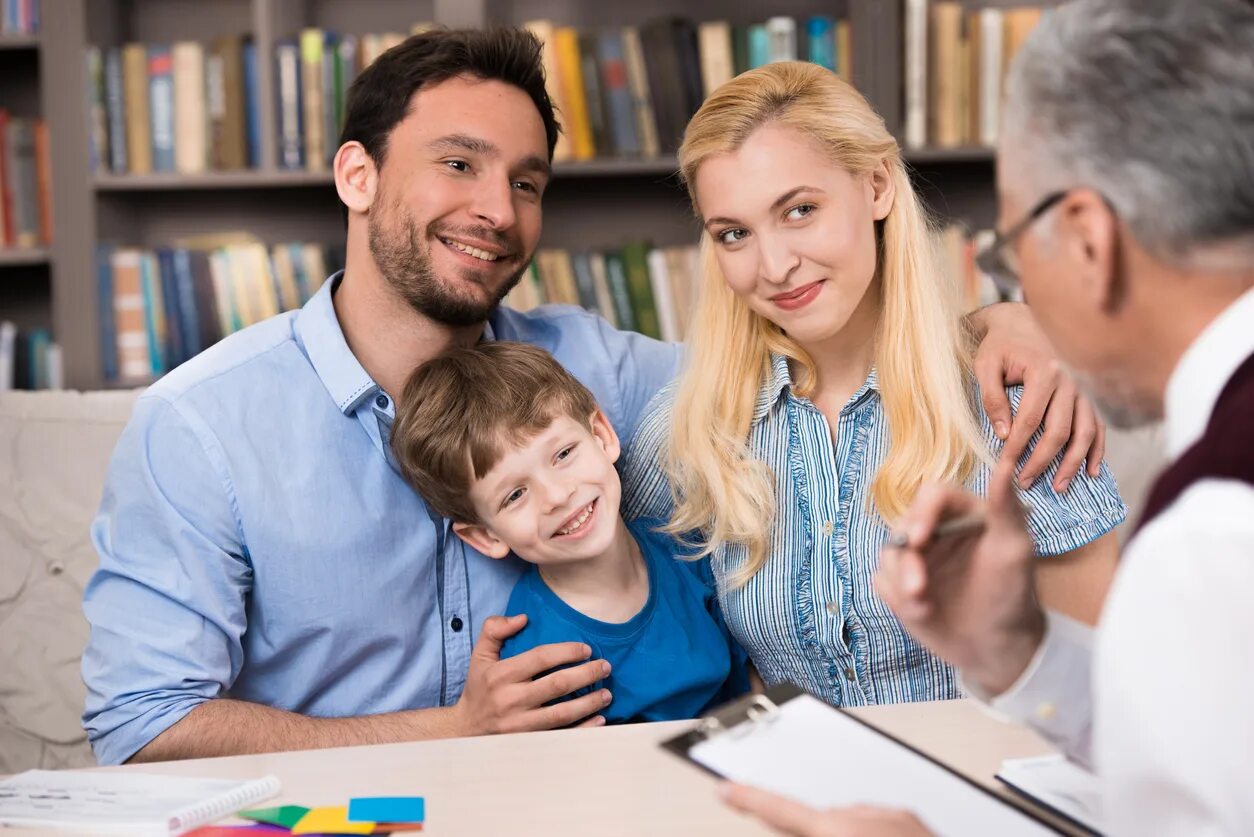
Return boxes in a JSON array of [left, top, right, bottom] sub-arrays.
[[81, 272, 681, 765]]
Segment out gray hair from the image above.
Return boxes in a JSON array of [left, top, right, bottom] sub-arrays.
[[1002, 0, 1254, 261]]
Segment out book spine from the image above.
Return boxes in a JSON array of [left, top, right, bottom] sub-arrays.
[[122, 43, 152, 174], [620, 27, 659, 159], [300, 28, 326, 171], [86, 46, 108, 173], [979, 9, 1003, 147], [904, 0, 929, 149], [172, 41, 208, 174], [275, 41, 304, 170], [112, 248, 151, 383], [242, 39, 261, 168], [747, 24, 769, 69], [147, 45, 176, 173], [172, 247, 201, 358], [522, 20, 573, 163], [0, 110, 11, 246], [597, 31, 640, 157], [554, 28, 594, 160], [156, 247, 185, 366], [697, 21, 734, 100], [104, 48, 129, 172], [766, 17, 798, 63], [805, 16, 835, 72], [96, 245, 118, 381]]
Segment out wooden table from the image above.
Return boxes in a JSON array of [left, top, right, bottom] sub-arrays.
[[6, 699, 1078, 836]]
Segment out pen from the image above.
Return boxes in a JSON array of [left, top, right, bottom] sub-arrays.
[[886, 513, 986, 549]]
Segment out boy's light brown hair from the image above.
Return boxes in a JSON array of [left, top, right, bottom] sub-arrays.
[[391, 341, 600, 524]]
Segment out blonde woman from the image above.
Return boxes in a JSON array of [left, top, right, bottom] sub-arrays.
[[622, 62, 1125, 707]]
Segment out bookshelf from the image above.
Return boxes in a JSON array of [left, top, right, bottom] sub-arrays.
[[29, 0, 1027, 390]]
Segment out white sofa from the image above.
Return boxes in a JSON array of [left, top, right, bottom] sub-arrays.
[[0, 388, 1166, 772]]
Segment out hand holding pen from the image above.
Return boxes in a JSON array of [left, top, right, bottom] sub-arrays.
[[877, 460, 1047, 698]]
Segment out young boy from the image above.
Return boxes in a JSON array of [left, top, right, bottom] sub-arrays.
[[391, 341, 749, 724]]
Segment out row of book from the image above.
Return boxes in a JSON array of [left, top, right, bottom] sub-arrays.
[[904, 1, 1044, 149], [526, 15, 854, 163], [0, 323, 61, 391], [87, 39, 260, 175], [275, 27, 433, 171], [0, 0, 37, 35], [506, 244, 699, 343], [85, 26, 429, 176], [97, 238, 343, 384], [92, 224, 1016, 384], [0, 112, 51, 249]]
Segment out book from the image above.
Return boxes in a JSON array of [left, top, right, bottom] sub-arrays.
[[522, 20, 573, 162], [904, 0, 929, 149], [620, 26, 659, 158], [554, 27, 594, 160], [300, 28, 327, 171], [0, 769, 280, 835], [766, 16, 798, 63], [597, 30, 641, 157], [275, 40, 304, 170], [697, 21, 734, 99], [104, 47, 128, 172], [148, 45, 176, 173], [172, 41, 208, 174], [577, 30, 611, 157], [122, 42, 153, 174]]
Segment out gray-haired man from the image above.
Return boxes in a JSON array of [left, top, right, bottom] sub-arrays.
[[724, 1, 1254, 834]]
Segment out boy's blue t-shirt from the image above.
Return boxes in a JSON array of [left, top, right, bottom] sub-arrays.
[[499, 517, 751, 723]]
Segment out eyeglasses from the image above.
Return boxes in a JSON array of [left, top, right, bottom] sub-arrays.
[[975, 191, 1067, 297]]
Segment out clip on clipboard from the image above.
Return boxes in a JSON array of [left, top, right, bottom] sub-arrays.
[[662, 684, 1069, 837]]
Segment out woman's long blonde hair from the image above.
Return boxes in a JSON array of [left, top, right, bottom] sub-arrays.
[[666, 62, 987, 587]]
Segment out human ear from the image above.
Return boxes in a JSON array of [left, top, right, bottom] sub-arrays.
[[1057, 189, 1121, 314], [452, 521, 512, 559], [868, 158, 896, 222], [589, 409, 622, 465], [333, 140, 379, 216]]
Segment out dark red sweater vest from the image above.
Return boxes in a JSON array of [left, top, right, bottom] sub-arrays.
[[1132, 351, 1254, 536]]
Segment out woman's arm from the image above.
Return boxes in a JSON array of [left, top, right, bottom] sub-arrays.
[[1034, 531, 1120, 625]]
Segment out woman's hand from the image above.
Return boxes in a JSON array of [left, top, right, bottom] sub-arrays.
[[969, 302, 1106, 492], [721, 783, 933, 836]]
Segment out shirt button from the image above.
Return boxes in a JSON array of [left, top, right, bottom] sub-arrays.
[[823, 521, 834, 536], [450, 616, 464, 632], [844, 667, 856, 682], [375, 393, 389, 409], [1036, 702, 1057, 721], [825, 602, 840, 617]]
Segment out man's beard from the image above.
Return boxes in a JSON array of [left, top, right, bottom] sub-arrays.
[[1067, 364, 1163, 430], [368, 202, 528, 327]]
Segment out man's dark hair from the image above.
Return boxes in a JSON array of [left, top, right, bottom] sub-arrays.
[[340, 27, 560, 170]]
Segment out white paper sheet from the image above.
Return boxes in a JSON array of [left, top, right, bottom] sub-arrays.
[[690, 694, 1057, 837]]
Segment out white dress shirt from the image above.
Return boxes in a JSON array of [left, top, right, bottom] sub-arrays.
[[988, 287, 1254, 835]]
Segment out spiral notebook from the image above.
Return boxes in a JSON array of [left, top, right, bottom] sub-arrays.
[[663, 685, 1064, 837], [0, 769, 280, 835]]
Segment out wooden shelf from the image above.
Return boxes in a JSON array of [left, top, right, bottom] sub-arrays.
[[94, 171, 337, 191], [92, 148, 994, 194], [0, 34, 39, 50], [0, 247, 49, 266], [905, 146, 995, 164]]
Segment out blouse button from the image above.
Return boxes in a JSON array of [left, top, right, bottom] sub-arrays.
[[822, 521, 834, 536]]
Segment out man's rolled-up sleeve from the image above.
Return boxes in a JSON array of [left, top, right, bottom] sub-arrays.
[[82, 394, 251, 765]]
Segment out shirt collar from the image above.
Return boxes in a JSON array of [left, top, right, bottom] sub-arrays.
[[295, 271, 500, 415], [752, 352, 880, 425], [1163, 286, 1254, 457]]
